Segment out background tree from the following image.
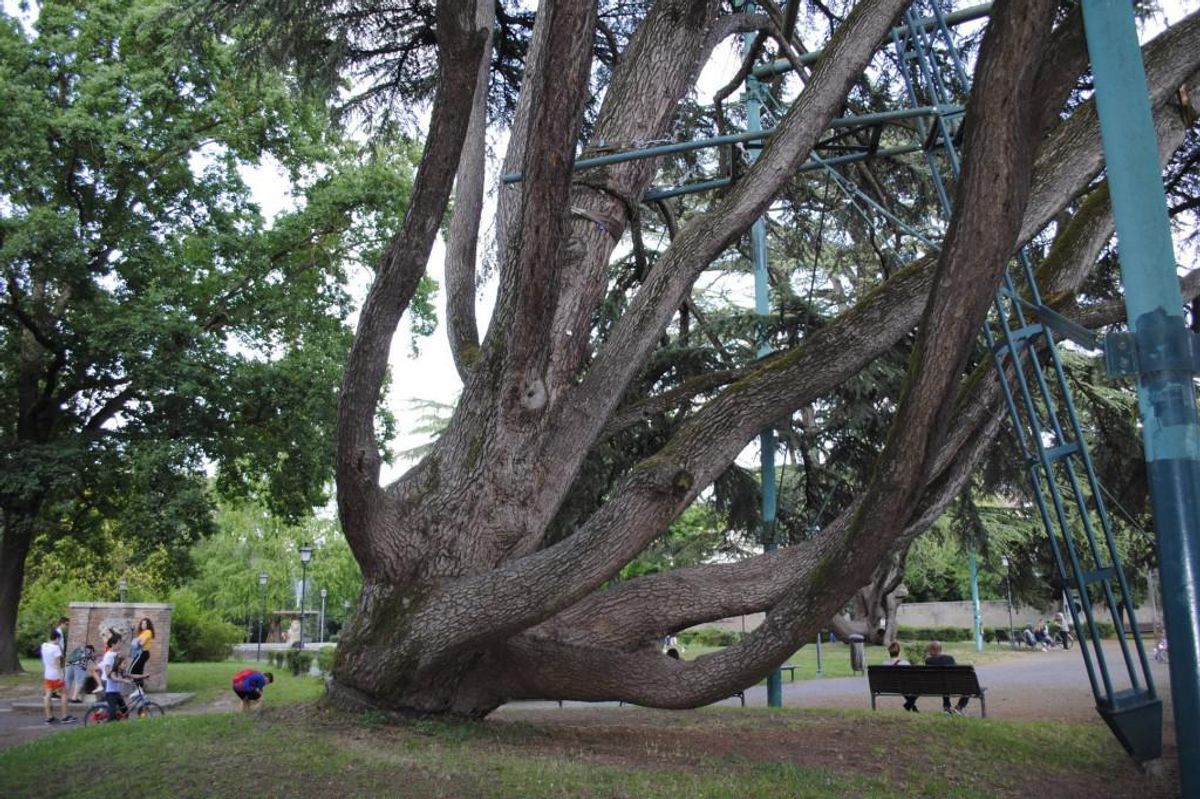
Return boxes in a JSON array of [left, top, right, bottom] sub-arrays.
[[193, 0, 1200, 716], [0, 0, 417, 670]]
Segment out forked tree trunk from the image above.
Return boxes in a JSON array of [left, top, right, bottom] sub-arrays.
[[328, 0, 1200, 716]]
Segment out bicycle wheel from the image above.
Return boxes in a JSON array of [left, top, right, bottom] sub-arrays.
[[133, 701, 164, 719], [83, 705, 110, 726]]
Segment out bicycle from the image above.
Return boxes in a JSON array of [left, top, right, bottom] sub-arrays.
[[83, 682, 165, 725]]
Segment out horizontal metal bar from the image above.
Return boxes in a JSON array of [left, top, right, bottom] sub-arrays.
[[642, 141, 929, 201], [499, 106, 958, 185], [1080, 566, 1116, 585], [753, 3, 993, 80], [1044, 442, 1081, 462]]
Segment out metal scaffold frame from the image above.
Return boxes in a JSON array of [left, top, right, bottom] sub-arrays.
[[889, 0, 1162, 763], [501, 2, 1200, 790]]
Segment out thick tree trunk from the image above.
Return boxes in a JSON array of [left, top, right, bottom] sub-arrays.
[[831, 550, 908, 645], [0, 509, 36, 673], [327, 1, 1200, 716]]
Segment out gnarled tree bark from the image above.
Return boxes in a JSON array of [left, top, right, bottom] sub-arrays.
[[329, 1, 1200, 716]]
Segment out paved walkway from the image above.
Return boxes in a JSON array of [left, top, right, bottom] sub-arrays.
[[0, 692, 195, 750], [498, 641, 1174, 726]]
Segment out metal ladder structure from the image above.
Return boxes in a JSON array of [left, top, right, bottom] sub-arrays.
[[499, 0, 1196, 776], [888, 1, 1160, 761]]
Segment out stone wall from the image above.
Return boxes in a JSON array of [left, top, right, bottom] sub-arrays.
[[68, 602, 173, 692]]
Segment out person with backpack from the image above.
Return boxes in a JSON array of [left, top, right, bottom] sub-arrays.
[[65, 643, 97, 704], [232, 669, 274, 712]]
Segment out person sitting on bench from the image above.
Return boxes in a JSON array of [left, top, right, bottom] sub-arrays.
[[885, 641, 918, 712], [924, 640, 970, 715]]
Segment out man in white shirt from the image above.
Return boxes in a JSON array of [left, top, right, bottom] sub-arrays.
[[40, 629, 74, 724]]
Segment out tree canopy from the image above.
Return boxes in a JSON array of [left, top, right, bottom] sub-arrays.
[[0, 0, 417, 670]]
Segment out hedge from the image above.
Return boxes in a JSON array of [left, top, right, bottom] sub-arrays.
[[678, 628, 741, 647], [895, 625, 975, 643]]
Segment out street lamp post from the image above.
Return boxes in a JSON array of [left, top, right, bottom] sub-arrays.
[[298, 545, 313, 650], [257, 572, 269, 662], [319, 588, 327, 644], [1001, 555, 1015, 649], [117, 577, 128, 603]]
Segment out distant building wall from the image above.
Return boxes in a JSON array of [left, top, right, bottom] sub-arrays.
[[689, 601, 1118, 639], [68, 602, 173, 692], [897, 600, 1114, 630]]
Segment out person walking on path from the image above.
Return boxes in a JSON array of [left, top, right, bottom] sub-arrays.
[[232, 669, 273, 712], [925, 640, 970, 715], [40, 629, 75, 724]]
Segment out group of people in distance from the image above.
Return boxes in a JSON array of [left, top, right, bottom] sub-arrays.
[[1021, 612, 1072, 651], [39, 617, 156, 724], [40, 613, 275, 722], [885, 639, 972, 715]]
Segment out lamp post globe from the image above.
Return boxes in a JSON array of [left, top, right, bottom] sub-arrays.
[[298, 545, 313, 649]]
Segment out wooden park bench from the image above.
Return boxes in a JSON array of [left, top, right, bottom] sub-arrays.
[[866, 665, 988, 717]]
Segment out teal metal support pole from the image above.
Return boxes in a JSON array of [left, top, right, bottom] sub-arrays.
[[969, 549, 983, 652], [741, 1, 782, 710], [1083, 1, 1200, 790]]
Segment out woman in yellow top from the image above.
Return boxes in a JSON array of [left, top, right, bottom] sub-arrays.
[[130, 618, 154, 686]]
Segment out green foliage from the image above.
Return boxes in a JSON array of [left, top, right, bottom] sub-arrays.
[[618, 505, 746, 581], [167, 588, 243, 662], [316, 646, 336, 674], [895, 625, 975, 643], [285, 648, 315, 676], [1, 0, 418, 657], [678, 628, 741, 647], [14, 578, 100, 657], [181, 500, 361, 635]]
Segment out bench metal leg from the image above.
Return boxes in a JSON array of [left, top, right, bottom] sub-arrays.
[[870, 693, 876, 711]]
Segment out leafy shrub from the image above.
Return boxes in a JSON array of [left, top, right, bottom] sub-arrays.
[[169, 588, 243, 662], [678, 628, 741, 647], [285, 649, 315, 675], [271, 651, 287, 669], [1078, 620, 1116, 639], [895, 625, 975, 643], [316, 646, 336, 674], [16, 578, 100, 657]]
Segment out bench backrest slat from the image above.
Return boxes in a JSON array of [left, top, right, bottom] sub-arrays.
[[866, 665, 983, 695]]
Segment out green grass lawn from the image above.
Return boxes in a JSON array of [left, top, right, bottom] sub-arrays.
[[0, 703, 1165, 798], [0, 657, 323, 707], [166, 660, 325, 705]]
